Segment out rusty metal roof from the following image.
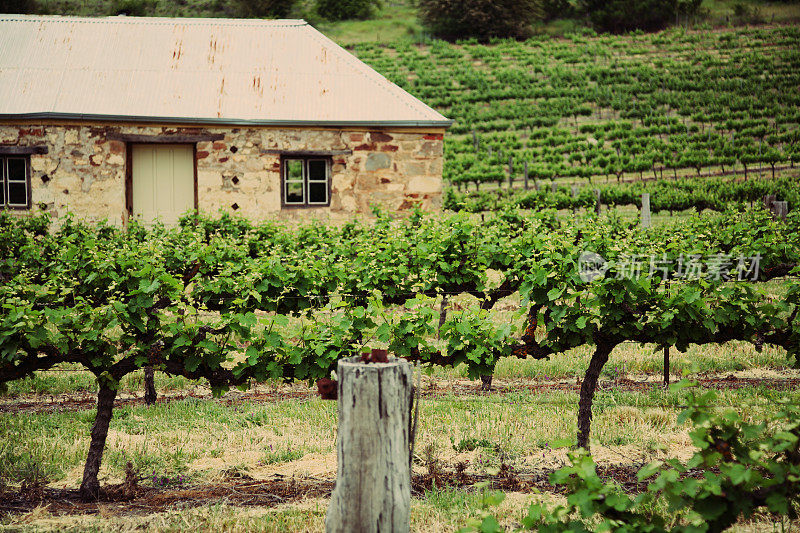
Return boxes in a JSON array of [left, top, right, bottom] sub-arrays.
[[0, 15, 451, 127]]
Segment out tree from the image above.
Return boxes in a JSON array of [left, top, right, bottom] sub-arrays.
[[579, 0, 702, 33], [0, 218, 279, 500], [417, 0, 543, 41], [315, 0, 379, 21], [234, 0, 296, 18], [109, 0, 156, 16], [0, 0, 37, 13]]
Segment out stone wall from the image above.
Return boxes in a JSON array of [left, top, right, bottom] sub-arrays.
[[0, 123, 444, 224]]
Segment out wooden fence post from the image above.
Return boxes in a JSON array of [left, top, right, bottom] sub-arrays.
[[641, 193, 651, 229], [663, 346, 670, 386], [771, 201, 788, 222], [594, 189, 602, 215], [508, 155, 514, 188], [550, 181, 558, 193], [326, 356, 413, 533], [523, 161, 529, 190], [571, 186, 579, 213]]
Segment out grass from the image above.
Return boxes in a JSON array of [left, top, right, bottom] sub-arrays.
[[2, 377, 798, 530], [25, 0, 800, 48], [1, 366, 199, 397], [3, 376, 798, 486], [701, 0, 800, 25], [314, 1, 424, 46]]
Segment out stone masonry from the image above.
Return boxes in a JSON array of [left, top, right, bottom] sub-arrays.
[[0, 123, 444, 223]]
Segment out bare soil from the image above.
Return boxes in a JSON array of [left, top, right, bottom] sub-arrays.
[[2, 374, 798, 415], [0, 462, 650, 519]]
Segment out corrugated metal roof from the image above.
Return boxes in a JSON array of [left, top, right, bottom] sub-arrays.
[[0, 15, 451, 127]]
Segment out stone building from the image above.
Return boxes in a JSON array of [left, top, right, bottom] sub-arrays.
[[0, 15, 450, 224]]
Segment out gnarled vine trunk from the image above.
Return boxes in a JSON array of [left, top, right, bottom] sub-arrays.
[[143, 366, 157, 405], [80, 383, 117, 501], [577, 343, 614, 450]]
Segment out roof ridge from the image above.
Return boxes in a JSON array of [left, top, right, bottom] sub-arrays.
[[0, 14, 309, 26], [0, 15, 452, 126]]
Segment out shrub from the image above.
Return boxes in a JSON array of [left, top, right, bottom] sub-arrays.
[[315, 0, 379, 21], [110, 0, 156, 16], [417, 0, 544, 41], [732, 2, 764, 24], [0, 0, 38, 13], [541, 0, 577, 21], [233, 0, 297, 18], [464, 381, 800, 532], [579, 0, 702, 33]]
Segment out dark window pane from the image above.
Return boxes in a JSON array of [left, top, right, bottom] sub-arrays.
[[285, 159, 303, 181], [285, 180, 304, 204], [308, 182, 327, 204], [0, 179, 4, 206], [7, 158, 25, 181], [308, 160, 327, 181], [8, 182, 27, 206]]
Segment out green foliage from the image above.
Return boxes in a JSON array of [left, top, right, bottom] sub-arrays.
[[0, 0, 38, 13], [353, 27, 800, 188], [579, 0, 703, 33], [315, 0, 379, 21], [109, 0, 155, 16], [445, 175, 800, 214], [731, 2, 763, 24], [1, 208, 799, 390], [417, 0, 543, 41], [541, 0, 577, 21], [456, 481, 508, 533], [511, 381, 800, 531], [233, 0, 297, 18], [1, 209, 799, 497]]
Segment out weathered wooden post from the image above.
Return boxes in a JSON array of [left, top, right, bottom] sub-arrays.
[[641, 193, 651, 229], [771, 201, 788, 222], [523, 161, 529, 190], [326, 356, 413, 533], [594, 189, 602, 215], [550, 181, 558, 193], [472, 130, 479, 151], [507, 155, 514, 188], [571, 185, 579, 213]]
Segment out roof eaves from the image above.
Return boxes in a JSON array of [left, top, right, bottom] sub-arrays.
[[0, 112, 454, 128]]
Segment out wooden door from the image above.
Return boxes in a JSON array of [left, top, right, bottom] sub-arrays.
[[131, 144, 194, 224]]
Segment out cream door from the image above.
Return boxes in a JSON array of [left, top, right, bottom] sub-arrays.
[[132, 144, 195, 224]]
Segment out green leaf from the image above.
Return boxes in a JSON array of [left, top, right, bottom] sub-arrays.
[[547, 287, 564, 301]]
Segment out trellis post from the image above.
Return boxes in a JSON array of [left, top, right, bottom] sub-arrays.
[[641, 193, 651, 228], [326, 356, 413, 533]]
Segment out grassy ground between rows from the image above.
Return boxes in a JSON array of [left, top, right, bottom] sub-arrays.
[[1, 340, 798, 531]]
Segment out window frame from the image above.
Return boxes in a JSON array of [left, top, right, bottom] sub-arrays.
[[280, 156, 332, 209], [0, 155, 32, 210]]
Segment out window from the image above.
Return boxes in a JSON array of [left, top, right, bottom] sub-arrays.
[[282, 157, 331, 207], [1, 156, 30, 209]]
